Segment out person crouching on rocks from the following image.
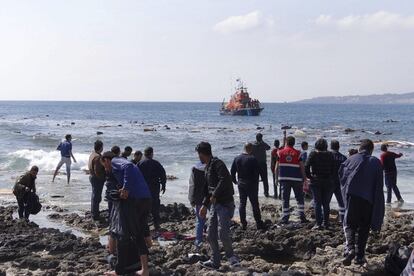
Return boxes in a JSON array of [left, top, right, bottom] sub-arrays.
[[13, 166, 39, 221], [101, 151, 152, 276], [188, 161, 207, 249], [339, 139, 385, 266], [196, 142, 240, 270], [231, 142, 265, 230]]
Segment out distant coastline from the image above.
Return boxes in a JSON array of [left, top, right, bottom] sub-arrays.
[[294, 92, 414, 105]]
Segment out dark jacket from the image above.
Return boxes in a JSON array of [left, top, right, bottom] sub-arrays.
[[339, 151, 385, 231], [305, 151, 335, 184], [138, 158, 167, 196], [202, 157, 234, 206], [252, 141, 271, 164], [13, 172, 36, 199], [230, 153, 259, 187], [188, 162, 206, 206], [331, 150, 347, 186]]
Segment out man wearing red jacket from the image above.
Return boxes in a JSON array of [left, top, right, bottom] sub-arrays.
[[380, 144, 404, 204], [276, 136, 308, 224]]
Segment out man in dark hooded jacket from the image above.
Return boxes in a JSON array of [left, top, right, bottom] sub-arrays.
[[138, 147, 167, 231], [339, 139, 384, 266]]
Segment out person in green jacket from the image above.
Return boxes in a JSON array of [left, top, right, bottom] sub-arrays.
[[13, 166, 38, 220]]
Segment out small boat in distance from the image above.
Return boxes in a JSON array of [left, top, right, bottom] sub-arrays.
[[220, 79, 264, 116]]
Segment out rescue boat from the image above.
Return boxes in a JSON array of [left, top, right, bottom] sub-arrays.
[[220, 79, 264, 116]]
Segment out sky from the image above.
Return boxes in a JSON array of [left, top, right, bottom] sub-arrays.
[[0, 0, 414, 102]]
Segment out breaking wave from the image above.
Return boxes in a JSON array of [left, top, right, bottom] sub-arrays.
[[5, 149, 89, 172]]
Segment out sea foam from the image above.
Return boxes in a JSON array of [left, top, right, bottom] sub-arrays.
[[7, 149, 89, 172]]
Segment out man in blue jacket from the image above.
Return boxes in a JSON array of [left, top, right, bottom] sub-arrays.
[[102, 152, 152, 276], [339, 139, 384, 266], [52, 134, 77, 184]]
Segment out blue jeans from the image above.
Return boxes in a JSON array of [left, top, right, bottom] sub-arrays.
[[310, 181, 333, 226], [195, 205, 206, 245], [90, 176, 105, 219], [385, 172, 402, 203], [280, 181, 305, 221], [208, 202, 235, 266]]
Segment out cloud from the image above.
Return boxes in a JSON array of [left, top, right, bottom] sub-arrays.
[[315, 11, 414, 31], [213, 11, 263, 34]]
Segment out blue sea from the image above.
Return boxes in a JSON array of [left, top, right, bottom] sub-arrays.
[[0, 101, 413, 210]]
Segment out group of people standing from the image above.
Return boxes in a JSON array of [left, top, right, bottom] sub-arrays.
[[189, 132, 405, 269], [88, 141, 166, 275], [12, 130, 407, 274]]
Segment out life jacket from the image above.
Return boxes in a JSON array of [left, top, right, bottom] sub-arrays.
[[278, 146, 303, 182]]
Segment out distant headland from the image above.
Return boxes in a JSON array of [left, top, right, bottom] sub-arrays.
[[295, 92, 414, 104]]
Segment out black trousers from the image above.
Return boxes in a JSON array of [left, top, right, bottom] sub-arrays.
[[90, 176, 105, 219], [114, 198, 152, 275], [272, 173, 280, 198], [17, 194, 30, 219], [343, 195, 373, 258], [238, 184, 262, 225], [258, 162, 269, 195], [151, 193, 161, 229], [310, 180, 333, 226], [385, 172, 402, 203]]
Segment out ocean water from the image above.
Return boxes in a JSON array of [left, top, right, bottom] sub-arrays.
[[0, 101, 413, 211]]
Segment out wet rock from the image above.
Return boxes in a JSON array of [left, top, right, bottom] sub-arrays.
[[0, 206, 107, 275], [71, 122, 75, 125], [166, 175, 178, 181], [1, 201, 413, 275], [96, 131, 103, 135], [344, 128, 355, 134]]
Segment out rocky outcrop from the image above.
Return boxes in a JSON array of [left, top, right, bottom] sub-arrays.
[[0, 206, 107, 275], [0, 203, 413, 275]]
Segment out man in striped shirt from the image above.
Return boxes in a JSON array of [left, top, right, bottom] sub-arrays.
[[276, 136, 308, 224]]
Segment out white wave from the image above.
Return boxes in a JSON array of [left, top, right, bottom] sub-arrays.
[[377, 140, 414, 147], [7, 149, 90, 172]]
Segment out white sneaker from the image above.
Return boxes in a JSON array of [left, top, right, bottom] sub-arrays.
[[228, 256, 240, 267]]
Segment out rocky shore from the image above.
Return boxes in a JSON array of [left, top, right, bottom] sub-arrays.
[[0, 202, 413, 275]]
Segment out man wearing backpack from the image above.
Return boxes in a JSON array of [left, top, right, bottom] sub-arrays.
[[13, 166, 39, 221]]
